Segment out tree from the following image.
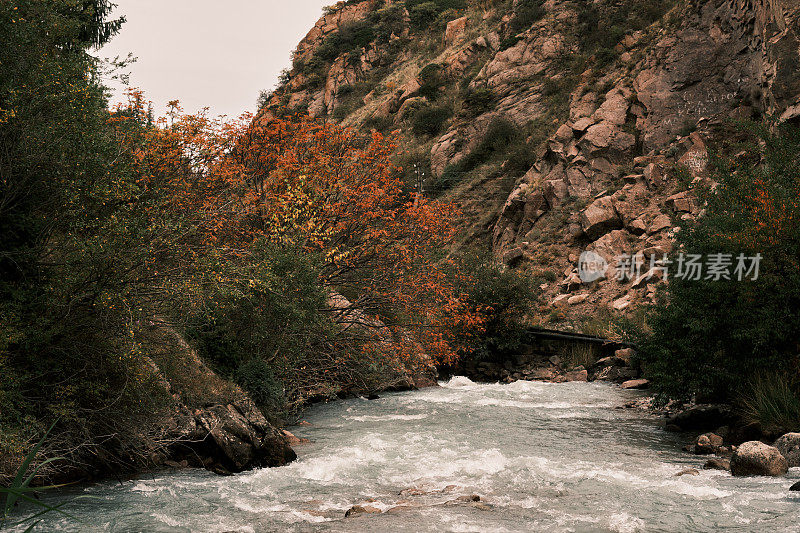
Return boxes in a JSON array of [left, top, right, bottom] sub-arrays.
[[639, 122, 800, 401]]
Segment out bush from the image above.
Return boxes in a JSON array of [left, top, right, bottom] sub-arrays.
[[462, 87, 495, 114], [314, 20, 376, 62], [740, 374, 800, 433], [418, 63, 445, 100], [638, 122, 800, 401], [409, 2, 440, 30], [412, 105, 452, 135], [460, 117, 521, 171], [448, 251, 540, 360], [508, 0, 546, 35]]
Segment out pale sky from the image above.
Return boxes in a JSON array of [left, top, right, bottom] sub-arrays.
[[99, 0, 333, 118]]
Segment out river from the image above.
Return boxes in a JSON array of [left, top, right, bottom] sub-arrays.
[[32, 378, 799, 532]]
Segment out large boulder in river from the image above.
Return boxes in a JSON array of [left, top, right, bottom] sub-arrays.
[[774, 433, 800, 468], [730, 441, 788, 477]]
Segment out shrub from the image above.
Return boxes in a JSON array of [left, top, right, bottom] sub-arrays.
[[448, 251, 540, 361], [460, 117, 521, 171], [638, 122, 800, 401], [508, 0, 546, 35], [409, 2, 440, 30], [412, 105, 452, 135], [740, 374, 800, 433], [462, 87, 495, 114], [314, 20, 376, 62], [418, 63, 445, 100]]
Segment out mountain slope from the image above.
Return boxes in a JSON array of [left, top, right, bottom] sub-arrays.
[[262, 0, 800, 329]]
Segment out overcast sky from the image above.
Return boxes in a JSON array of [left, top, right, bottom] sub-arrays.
[[99, 0, 332, 118]]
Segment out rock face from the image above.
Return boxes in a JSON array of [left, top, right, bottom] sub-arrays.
[[730, 441, 789, 477], [264, 0, 800, 323], [774, 433, 800, 468]]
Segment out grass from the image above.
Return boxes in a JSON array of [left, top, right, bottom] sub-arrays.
[[1, 422, 86, 531], [740, 374, 800, 432]]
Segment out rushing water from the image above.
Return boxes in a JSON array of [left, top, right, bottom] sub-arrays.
[[32, 378, 799, 532]]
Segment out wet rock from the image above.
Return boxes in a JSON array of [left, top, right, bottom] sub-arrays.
[[345, 505, 382, 517], [730, 441, 789, 477], [774, 433, 800, 468], [456, 494, 481, 502], [703, 458, 731, 471], [621, 379, 649, 390], [695, 433, 724, 455], [675, 468, 700, 477], [665, 405, 738, 433], [790, 481, 800, 491], [282, 430, 310, 446], [564, 368, 589, 382]]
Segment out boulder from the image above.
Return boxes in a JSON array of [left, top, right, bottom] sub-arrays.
[[621, 379, 649, 390], [581, 197, 622, 239], [593, 356, 627, 368], [445, 16, 468, 45], [695, 433, 724, 455], [666, 191, 695, 213], [703, 458, 731, 471], [648, 214, 672, 234], [564, 368, 589, 382], [774, 433, 800, 468], [614, 348, 634, 364], [665, 404, 738, 432], [791, 481, 800, 491], [192, 399, 297, 473], [345, 505, 382, 517], [730, 441, 789, 477]]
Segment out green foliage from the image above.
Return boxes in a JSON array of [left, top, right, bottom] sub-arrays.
[[417, 63, 445, 100], [185, 243, 330, 422], [450, 252, 539, 360], [639, 123, 800, 401], [508, 0, 546, 35], [740, 374, 800, 433], [412, 105, 453, 135], [498, 36, 522, 51], [462, 87, 495, 115], [460, 117, 521, 171], [576, 0, 674, 68], [315, 20, 376, 62], [409, 2, 441, 30]]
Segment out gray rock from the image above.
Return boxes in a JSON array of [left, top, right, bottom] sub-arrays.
[[774, 433, 800, 468], [730, 441, 789, 477]]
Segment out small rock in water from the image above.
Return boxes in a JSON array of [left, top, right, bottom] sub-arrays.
[[675, 468, 700, 477], [472, 502, 493, 511], [790, 481, 800, 491], [455, 494, 481, 502], [345, 505, 382, 517], [297, 420, 312, 426], [367, 393, 380, 400], [211, 465, 233, 476], [703, 458, 731, 471], [282, 430, 310, 446]]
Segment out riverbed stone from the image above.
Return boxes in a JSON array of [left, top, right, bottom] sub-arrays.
[[345, 505, 382, 517], [695, 433, 724, 455], [564, 368, 589, 382], [730, 441, 789, 477], [621, 379, 649, 390], [773, 433, 800, 468], [703, 458, 731, 471]]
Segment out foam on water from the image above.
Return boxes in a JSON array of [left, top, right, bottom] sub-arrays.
[[29, 379, 800, 532]]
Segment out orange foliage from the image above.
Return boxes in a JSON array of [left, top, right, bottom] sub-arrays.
[[111, 89, 483, 367]]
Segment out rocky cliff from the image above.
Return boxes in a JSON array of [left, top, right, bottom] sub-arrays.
[[263, 0, 800, 328]]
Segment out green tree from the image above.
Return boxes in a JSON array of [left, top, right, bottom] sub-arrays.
[[639, 123, 800, 401]]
